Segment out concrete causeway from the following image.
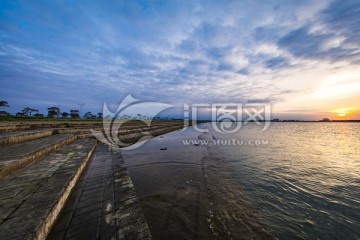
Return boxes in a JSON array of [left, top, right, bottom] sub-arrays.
[[0, 129, 54, 147], [47, 144, 151, 240], [0, 120, 184, 239], [0, 134, 76, 179], [0, 139, 96, 239]]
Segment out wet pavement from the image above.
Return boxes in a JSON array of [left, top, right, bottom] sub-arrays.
[[0, 139, 96, 240], [121, 127, 213, 239], [0, 134, 76, 179], [48, 143, 151, 240], [121, 124, 275, 240]]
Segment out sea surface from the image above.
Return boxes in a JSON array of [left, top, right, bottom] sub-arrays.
[[122, 122, 360, 240]]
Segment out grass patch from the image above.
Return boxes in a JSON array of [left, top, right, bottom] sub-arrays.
[[52, 129, 60, 135]]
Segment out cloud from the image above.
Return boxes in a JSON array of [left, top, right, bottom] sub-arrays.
[[0, 0, 359, 118], [237, 68, 249, 75], [278, 26, 327, 57], [276, 0, 360, 64], [265, 57, 289, 69], [321, 0, 360, 45]]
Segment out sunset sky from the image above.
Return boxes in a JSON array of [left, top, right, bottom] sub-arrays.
[[0, 0, 359, 120]]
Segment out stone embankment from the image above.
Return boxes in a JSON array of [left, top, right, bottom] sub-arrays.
[[0, 120, 184, 239]]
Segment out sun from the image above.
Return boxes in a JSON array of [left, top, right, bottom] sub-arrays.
[[332, 108, 352, 118]]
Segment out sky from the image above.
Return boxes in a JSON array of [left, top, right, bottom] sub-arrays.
[[0, 0, 360, 120]]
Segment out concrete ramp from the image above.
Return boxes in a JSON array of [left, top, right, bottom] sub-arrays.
[[0, 139, 97, 239], [0, 134, 76, 179], [47, 143, 152, 240]]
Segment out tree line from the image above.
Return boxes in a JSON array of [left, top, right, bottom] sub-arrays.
[[0, 101, 103, 119]]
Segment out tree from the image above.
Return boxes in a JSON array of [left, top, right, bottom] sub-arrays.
[[61, 112, 69, 118], [84, 112, 97, 119], [0, 101, 9, 109], [30, 108, 39, 116], [21, 107, 39, 117], [0, 111, 10, 116], [136, 113, 143, 120], [16, 112, 25, 117], [47, 107, 60, 118], [97, 112, 103, 119], [0, 101, 10, 116], [70, 109, 80, 118], [83, 111, 93, 119], [21, 108, 30, 116]]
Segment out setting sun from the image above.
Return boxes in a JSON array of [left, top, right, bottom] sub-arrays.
[[332, 108, 354, 118]]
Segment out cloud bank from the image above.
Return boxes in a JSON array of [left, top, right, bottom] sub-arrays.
[[0, 0, 359, 118]]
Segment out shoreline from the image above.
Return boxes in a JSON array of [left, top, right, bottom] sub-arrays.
[[121, 123, 275, 239]]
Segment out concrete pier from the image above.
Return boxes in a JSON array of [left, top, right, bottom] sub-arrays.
[[0, 120, 184, 239]]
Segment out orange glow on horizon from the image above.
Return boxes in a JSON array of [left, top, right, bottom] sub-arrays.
[[330, 108, 359, 119]]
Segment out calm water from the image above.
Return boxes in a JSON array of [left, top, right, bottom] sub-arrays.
[[211, 122, 360, 239], [122, 122, 360, 239]]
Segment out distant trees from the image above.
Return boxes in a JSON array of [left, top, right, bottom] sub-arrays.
[[0, 111, 10, 116], [83, 111, 97, 119], [21, 107, 39, 117], [70, 109, 80, 118], [83, 111, 92, 119], [61, 112, 69, 118], [0, 101, 104, 120], [0, 101, 9, 108], [16, 112, 25, 117], [0, 100, 10, 116], [47, 107, 60, 118]]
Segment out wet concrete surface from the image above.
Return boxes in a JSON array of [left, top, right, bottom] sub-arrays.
[[0, 134, 76, 179], [121, 126, 213, 239], [0, 139, 96, 240], [48, 144, 151, 240], [122, 124, 275, 240]]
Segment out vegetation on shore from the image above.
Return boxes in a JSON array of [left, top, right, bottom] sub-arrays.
[[0, 100, 102, 120], [0, 100, 178, 122]]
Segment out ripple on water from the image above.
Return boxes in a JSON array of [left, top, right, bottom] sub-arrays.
[[213, 122, 360, 239]]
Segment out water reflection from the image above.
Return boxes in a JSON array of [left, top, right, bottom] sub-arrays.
[[122, 123, 360, 239], [215, 123, 360, 239], [122, 125, 274, 239]]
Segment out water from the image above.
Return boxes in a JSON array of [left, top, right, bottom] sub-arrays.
[[122, 122, 360, 239], [211, 122, 360, 240]]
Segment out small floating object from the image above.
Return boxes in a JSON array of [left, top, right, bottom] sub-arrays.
[[160, 147, 167, 150], [194, 143, 199, 146]]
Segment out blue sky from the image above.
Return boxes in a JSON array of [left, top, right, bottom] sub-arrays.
[[1, 0, 360, 119]]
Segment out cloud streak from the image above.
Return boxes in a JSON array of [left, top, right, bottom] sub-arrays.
[[0, 0, 359, 118]]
